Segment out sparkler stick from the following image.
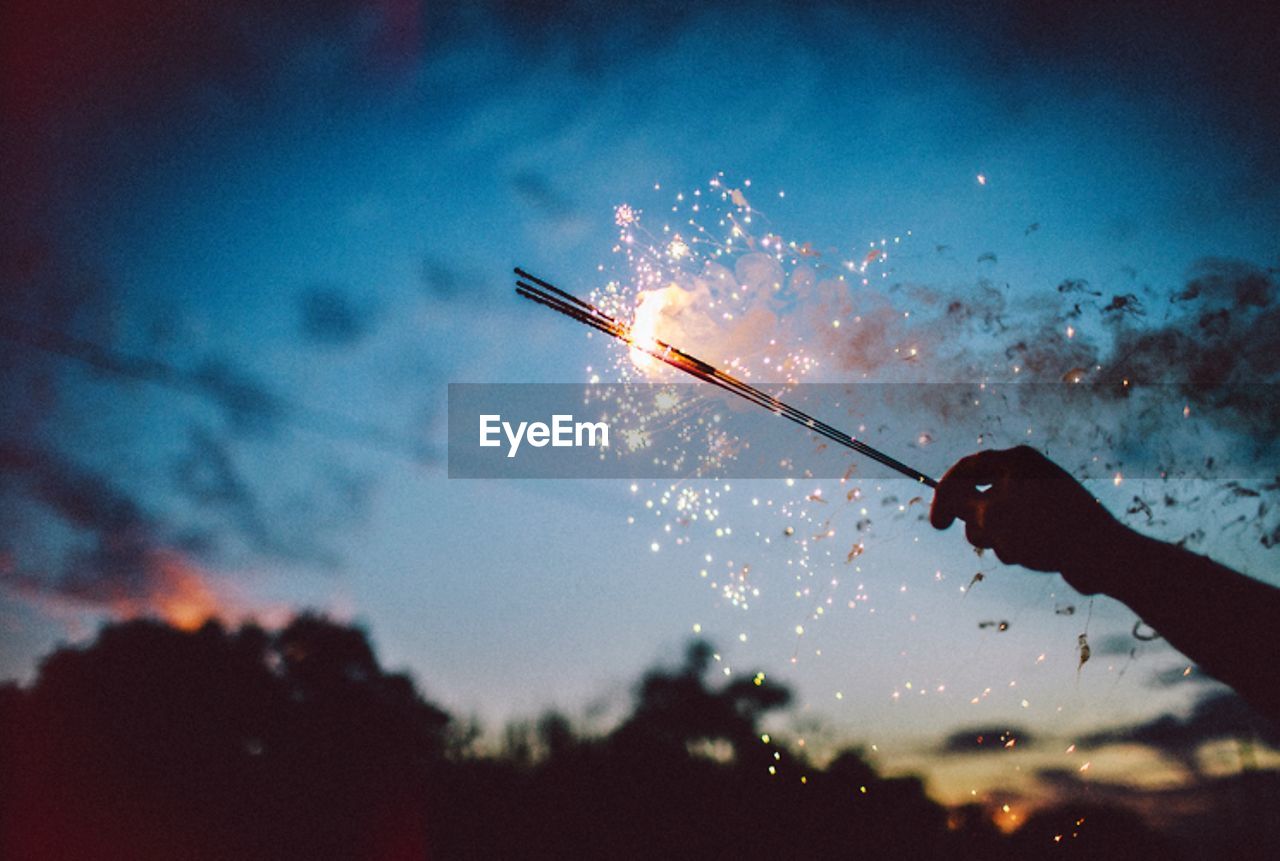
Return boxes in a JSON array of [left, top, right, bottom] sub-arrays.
[[514, 268, 938, 487]]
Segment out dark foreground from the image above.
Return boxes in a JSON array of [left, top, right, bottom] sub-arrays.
[[2, 616, 1274, 859]]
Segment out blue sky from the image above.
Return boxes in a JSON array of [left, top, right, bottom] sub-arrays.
[[3, 0, 1278, 808]]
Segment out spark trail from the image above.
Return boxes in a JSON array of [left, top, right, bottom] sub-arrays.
[[514, 267, 937, 487]]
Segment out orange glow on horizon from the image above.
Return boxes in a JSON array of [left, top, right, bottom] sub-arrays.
[[79, 550, 232, 631], [137, 551, 222, 630], [993, 802, 1024, 834], [4, 547, 291, 633]]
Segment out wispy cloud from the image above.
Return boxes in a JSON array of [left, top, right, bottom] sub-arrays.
[[938, 725, 1036, 755], [0, 442, 270, 628], [1079, 690, 1280, 772]]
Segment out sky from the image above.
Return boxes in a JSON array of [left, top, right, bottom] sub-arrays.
[[2, 0, 1279, 812]]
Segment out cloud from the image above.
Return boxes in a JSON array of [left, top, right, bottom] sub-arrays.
[[189, 359, 286, 435], [938, 725, 1035, 754], [510, 170, 590, 245], [0, 0, 406, 127], [511, 171, 577, 223], [988, 0, 1280, 174], [0, 300, 431, 460], [419, 256, 493, 302], [1147, 664, 1217, 689], [1, 442, 155, 548], [297, 285, 377, 348], [0, 1, 432, 233], [0, 442, 243, 628], [170, 426, 345, 569], [1080, 690, 1280, 771], [1093, 633, 1142, 658], [0, 234, 272, 439], [3, 548, 250, 632], [0, 438, 347, 625]]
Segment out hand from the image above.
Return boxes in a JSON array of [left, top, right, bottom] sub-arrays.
[[929, 446, 1126, 594]]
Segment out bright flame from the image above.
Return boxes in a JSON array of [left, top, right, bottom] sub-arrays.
[[629, 287, 669, 368]]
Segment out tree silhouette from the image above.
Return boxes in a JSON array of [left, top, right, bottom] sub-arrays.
[[0, 615, 1192, 859], [612, 640, 789, 759], [0, 615, 449, 859]]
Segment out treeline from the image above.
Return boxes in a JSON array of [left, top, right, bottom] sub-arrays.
[[0, 615, 1173, 859]]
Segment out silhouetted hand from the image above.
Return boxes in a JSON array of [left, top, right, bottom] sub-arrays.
[[930, 446, 1280, 723], [929, 446, 1124, 594]]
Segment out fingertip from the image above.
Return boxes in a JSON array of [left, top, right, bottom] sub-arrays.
[[965, 519, 991, 549], [929, 498, 954, 530]]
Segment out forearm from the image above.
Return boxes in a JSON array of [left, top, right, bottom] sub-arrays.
[[1072, 526, 1280, 723]]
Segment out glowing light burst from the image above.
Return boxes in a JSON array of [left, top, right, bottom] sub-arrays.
[[573, 174, 934, 669], [627, 287, 666, 368], [527, 176, 1127, 799]]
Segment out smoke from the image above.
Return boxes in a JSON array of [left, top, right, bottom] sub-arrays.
[[624, 226, 1278, 460], [617, 208, 1279, 542], [983, 259, 1280, 492], [1098, 260, 1280, 430], [634, 256, 786, 368]]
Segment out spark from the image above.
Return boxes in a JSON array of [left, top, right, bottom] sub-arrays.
[[614, 203, 638, 226], [513, 182, 974, 723], [513, 269, 937, 485]]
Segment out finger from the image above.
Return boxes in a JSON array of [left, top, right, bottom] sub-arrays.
[[965, 518, 993, 549], [946, 448, 1016, 485], [979, 496, 1022, 557], [930, 449, 1010, 529], [984, 497, 1042, 569], [930, 483, 984, 530], [992, 540, 1018, 566]]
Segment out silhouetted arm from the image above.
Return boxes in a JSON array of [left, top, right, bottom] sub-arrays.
[[930, 446, 1280, 723]]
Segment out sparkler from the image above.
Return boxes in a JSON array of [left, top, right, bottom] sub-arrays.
[[514, 267, 938, 487]]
